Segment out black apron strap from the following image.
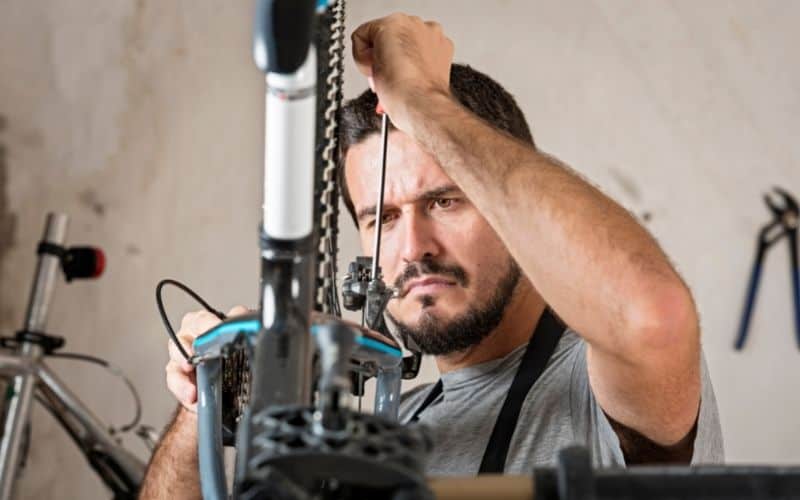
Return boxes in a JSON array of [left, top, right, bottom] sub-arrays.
[[409, 379, 443, 423], [407, 308, 565, 474], [478, 308, 564, 473]]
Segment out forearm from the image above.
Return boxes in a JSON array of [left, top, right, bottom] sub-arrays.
[[139, 406, 201, 500], [406, 92, 697, 357]]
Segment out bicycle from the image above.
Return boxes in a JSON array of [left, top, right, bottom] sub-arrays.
[[0, 213, 148, 500]]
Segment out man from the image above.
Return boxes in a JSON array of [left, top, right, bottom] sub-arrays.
[[139, 13, 722, 498]]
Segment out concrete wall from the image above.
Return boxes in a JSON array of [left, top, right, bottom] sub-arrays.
[[1, 0, 798, 497]]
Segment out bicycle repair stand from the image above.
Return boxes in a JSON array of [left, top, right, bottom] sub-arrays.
[[734, 187, 800, 350]]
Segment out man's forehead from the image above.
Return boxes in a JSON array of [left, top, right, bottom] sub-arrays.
[[345, 131, 455, 209]]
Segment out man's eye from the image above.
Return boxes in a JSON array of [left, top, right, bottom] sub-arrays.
[[434, 198, 455, 209], [368, 213, 396, 228]]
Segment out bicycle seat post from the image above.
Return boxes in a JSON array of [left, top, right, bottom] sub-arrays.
[[23, 213, 69, 335], [0, 213, 68, 500]]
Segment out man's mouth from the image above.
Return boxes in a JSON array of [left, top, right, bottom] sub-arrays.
[[402, 277, 457, 297]]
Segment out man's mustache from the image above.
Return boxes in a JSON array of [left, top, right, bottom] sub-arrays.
[[393, 258, 469, 293]]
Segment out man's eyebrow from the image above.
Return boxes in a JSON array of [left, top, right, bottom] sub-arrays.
[[355, 184, 462, 222], [415, 184, 461, 201]]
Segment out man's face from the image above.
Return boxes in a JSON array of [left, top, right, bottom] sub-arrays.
[[345, 130, 520, 354]]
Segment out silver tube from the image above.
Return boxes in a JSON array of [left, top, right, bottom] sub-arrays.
[[34, 362, 145, 484], [0, 354, 30, 377], [0, 213, 68, 500], [24, 213, 68, 333], [0, 375, 36, 500]]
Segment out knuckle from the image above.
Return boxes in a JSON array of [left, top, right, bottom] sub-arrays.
[[194, 310, 212, 322], [166, 371, 180, 392], [179, 310, 218, 337], [178, 330, 197, 344], [180, 311, 196, 328], [228, 305, 249, 317], [167, 372, 190, 393], [168, 340, 185, 358]]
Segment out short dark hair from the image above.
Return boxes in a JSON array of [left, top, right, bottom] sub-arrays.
[[337, 63, 535, 225]]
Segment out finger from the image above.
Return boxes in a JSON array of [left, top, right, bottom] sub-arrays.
[[169, 342, 194, 374], [227, 305, 252, 317], [180, 310, 216, 337], [181, 311, 222, 345], [351, 20, 382, 77], [182, 372, 198, 413], [168, 338, 194, 368], [424, 20, 442, 32], [167, 363, 197, 406], [170, 329, 196, 357], [179, 310, 198, 331], [169, 333, 197, 373], [187, 310, 222, 332]]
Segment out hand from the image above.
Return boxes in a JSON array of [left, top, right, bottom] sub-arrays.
[[165, 305, 250, 412], [351, 13, 454, 133]]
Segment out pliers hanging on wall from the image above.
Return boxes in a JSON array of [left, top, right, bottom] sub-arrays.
[[734, 187, 799, 350]]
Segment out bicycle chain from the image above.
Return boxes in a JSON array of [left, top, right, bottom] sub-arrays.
[[315, 0, 346, 314]]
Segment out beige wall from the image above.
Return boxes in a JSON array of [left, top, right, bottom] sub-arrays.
[[1, 0, 798, 497]]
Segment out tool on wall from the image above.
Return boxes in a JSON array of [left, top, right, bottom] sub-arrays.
[[734, 187, 799, 350]]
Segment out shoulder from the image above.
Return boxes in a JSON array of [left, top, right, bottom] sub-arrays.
[[544, 328, 586, 378], [401, 382, 435, 403], [398, 382, 437, 423]]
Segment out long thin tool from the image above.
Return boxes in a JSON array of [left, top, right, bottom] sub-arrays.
[[358, 112, 389, 412], [370, 113, 390, 284]]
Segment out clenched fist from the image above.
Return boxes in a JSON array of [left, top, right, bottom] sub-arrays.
[[351, 13, 454, 133]]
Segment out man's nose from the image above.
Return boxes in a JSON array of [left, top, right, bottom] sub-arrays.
[[400, 211, 441, 263]]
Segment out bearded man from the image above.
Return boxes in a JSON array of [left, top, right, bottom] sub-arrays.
[[139, 13, 723, 499]]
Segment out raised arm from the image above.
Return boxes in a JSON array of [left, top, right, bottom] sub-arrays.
[[352, 14, 700, 447]]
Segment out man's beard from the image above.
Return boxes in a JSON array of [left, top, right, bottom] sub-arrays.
[[386, 257, 522, 356]]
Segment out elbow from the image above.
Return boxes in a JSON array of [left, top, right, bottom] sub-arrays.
[[621, 280, 703, 444], [624, 279, 700, 356]]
